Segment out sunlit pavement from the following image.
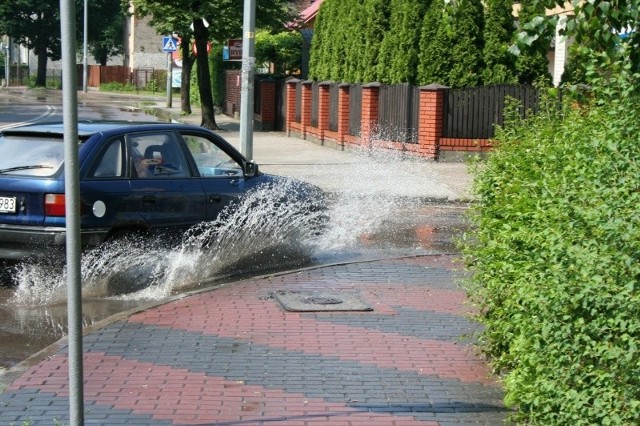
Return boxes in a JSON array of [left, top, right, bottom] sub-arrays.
[[0, 255, 508, 424], [0, 90, 508, 424]]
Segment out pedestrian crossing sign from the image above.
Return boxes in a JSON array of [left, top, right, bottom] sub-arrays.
[[162, 36, 178, 52]]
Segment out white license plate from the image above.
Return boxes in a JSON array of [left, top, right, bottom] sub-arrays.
[[0, 196, 16, 213]]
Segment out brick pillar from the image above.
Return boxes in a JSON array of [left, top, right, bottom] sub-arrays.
[[285, 78, 299, 136], [259, 79, 276, 131], [418, 84, 448, 160], [338, 83, 350, 144], [317, 81, 331, 141], [301, 80, 313, 138], [361, 82, 381, 145]]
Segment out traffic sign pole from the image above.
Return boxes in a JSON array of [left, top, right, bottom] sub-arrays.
[[166, 52, 172, 108], [162, 37, 177, 109]]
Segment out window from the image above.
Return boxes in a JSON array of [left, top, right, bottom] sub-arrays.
[[128, 132, 189, 178], [90, 138, 124, 178], [182, 134, 243, 177], [0, 135, 65, 177]]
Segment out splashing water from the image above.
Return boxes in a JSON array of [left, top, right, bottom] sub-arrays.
[[10, 143, 427, 306]]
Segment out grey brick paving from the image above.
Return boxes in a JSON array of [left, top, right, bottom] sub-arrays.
[[305, 308, 481, 342]]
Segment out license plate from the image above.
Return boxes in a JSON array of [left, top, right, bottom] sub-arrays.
[[0, 196, 16, 213]]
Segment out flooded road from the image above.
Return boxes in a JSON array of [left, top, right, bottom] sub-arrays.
[[0, 202, 469, 372]]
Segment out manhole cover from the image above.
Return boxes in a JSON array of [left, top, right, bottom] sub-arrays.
[[274, 290, 373, 312]]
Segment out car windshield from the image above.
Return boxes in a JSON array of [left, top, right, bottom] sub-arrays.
[[0, 135, 66, 177]]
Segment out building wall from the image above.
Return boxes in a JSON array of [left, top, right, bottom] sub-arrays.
[[124, 7, 166, 70]]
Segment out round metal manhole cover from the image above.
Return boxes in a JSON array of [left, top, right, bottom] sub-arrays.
[[303, 296, 343, 305]]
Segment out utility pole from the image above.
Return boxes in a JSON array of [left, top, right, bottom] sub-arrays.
[[2, 39, 10, 87], [83, 0, 88, 92], [239, 0, 256, 160], [60, 0, 84, 423]]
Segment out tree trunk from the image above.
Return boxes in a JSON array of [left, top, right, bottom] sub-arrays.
[[193, 18, 218, 130], [34, 42, 48, 87], [180, 41, 194, 115]]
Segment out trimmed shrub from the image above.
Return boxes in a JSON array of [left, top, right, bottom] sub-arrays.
[[462, 91, 640, 424]]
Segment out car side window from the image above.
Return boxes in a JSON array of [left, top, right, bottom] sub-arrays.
[[181, 134, 243, 177], [90, 137, 124, 178], [127, 132, 189, 179]]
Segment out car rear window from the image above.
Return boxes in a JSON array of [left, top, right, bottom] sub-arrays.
[[0, 135, 66, 177]]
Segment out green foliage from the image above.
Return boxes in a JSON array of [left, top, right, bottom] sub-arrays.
[[461, 82, 640, 423], [0, 0, 61, 86], [417, 0, 449, 85], [513, 0, 552, 85], [416, 0, 484, 88], [209, 42, 239, 107], [447, 0, 484, 88], [376, 0, 426, 84], [255, 30, 303, 75], [307, 0, 331, 80], [482, 0, 517, 84], [358, 0, 389, 83], [309, 0, 390, 83], [85, 0, 126, 66], [99, 81, 138, 92], [527, 0, 640, 88]]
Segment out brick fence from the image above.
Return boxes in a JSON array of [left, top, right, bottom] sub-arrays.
[[285, 79, 493, 161]]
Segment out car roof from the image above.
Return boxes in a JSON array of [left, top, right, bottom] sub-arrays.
[[0, 121, 197, 139]]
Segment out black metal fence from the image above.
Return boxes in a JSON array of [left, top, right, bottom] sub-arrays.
[[378, 83, 420, 143], [288, 81, 540, 142], [275, 78, 286, 130], [310, 82, 319, 128], [349, 84, 362, 137], [328, 83, 339, 132], [443, 84, 539, 139], [294, 80, 302, 123]]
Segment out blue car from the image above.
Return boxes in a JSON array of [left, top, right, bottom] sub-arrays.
[[0, 121, 325, 262]]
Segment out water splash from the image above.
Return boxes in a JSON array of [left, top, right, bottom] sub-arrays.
[[9, 144, 425, 307]]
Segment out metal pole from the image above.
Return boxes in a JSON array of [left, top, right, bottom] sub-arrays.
[[166, 52, 172, 108], [60, 0, 84, 423], [239, 0, 256, 160], [5, 42, 10, 87], [83, 0, 88, 93]]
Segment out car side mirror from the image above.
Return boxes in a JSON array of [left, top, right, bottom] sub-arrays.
[[244, 161, 259, 177]]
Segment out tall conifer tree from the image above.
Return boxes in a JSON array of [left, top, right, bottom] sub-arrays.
[[376, 0, 426, 84], [482, 0, 517, 84], [448, 0, 485, 88]]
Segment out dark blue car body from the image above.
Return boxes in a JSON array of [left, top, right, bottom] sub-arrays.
[[0, 121, 320, 261]]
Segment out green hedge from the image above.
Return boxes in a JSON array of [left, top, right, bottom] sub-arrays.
[[462, 94, 640, 424]]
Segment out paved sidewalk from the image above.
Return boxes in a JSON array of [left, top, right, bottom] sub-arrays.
[[0, 255, 507, 425]]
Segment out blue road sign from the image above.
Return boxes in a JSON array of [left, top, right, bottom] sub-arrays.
[[162, 36, 178, 52]]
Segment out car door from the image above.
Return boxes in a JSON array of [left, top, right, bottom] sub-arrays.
[[178, 131, 247, 221], [81, 136, 137, 242], [126, 131, 206, 231]]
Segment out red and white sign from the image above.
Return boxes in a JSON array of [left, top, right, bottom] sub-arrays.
[[228, 39, 243, 60]]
